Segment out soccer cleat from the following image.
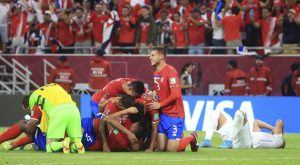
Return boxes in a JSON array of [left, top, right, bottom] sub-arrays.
[[2, 142, 13, 150], [198, 139, 212, 148], [218, 140, 233, 149], [63, 137, 71, 154], [190, 131, 198, 152], [75, 140, 85, 154]]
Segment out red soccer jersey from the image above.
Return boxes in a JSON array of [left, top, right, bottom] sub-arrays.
[[91, 78, 135, 103], [187, 18, 205, 45], [90, 11, 110, 43], [220, 14, 242, 41], [119, 16, 136, 44], [10, 12, 28, 37], [172, 22, 187, 47], [136, 91, 159, 123], [107, 130, 130, 151], [57, 21, 74, 46], [89, 57, 112, 90], [153, 65, 185, 118], [139, 21, 150, 44], [103, 101, 119, 116], [31, 105, 42, 121]]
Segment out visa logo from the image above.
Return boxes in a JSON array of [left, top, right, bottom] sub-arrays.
[[183, 100, 255, 131]]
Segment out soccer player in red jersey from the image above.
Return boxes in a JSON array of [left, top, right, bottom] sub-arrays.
[[90, 78, 145, 119], [148, 46, 198, 152], [136, 90, 160, 152]]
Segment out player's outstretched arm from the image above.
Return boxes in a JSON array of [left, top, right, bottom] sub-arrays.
[[99, 119, 110, 152], [145, 121, 158, 152]]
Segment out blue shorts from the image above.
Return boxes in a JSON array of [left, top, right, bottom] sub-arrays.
[[81, 117, 96, 148], [32, 127, 47, 151], [157, 114, 184, 140]]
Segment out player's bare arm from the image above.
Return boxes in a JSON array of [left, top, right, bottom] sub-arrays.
[[99, 118, 110, 152]]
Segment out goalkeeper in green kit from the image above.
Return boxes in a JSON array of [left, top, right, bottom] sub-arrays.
[[24, 83, 84, 153]]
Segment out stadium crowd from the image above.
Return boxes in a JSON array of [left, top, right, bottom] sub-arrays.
[[0, 0, 299, 55]]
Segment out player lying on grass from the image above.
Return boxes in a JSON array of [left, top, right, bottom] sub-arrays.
[[198, 109, 285, 149]]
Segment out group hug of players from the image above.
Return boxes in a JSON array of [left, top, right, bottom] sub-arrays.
[[0, 46, 285, 153]]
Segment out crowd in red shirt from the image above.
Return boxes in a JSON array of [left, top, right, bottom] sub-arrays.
[[1, 0, 300, 54]]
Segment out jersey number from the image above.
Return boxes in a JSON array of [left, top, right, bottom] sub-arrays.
[[154, 77, 161, 91]]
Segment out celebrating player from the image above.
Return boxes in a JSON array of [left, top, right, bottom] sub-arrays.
[[147, 46, 198, 152], [90, 78, 145, 119], [24, 83, 84, 153]]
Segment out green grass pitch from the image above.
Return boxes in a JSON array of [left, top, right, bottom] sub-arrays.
[[1, 128, 300, 165]]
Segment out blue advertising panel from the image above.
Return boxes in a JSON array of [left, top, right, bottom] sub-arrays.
[[80, 95, 300, 133], [183, 96, 300, 133]]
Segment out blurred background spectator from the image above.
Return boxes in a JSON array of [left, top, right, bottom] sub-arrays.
[[180, 62, 195, 95], [0, 0, 298, 55], [247, 55, 273, 96], [48, 56, 76, 94], [292, 64, 300, 96], [281, 62, 300, 96], [88, 49, 112, 93], [224, 59, 247, 96]]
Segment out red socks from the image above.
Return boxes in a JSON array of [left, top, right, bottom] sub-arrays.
[[176, 135, 194, 152], [11, 135, 33, 149], [0, 124, 22, 144]]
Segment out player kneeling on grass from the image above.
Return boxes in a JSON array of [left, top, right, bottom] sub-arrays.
[[82, 95, 151, 151], [24, 83, 85, 153], [198, 109, 285, 149], [148, 46, 198, 152], [98, 94, 150, 151]]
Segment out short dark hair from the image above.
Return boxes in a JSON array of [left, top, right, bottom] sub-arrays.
[[141, 6, 150, 11], [231, 6, 240, 15], [22, 95, 30, 108], [95, 48, 105, 56], [128, 81, 145, 95], [119, 94, 135, 109], [58, 56, 68, 62], [181, 62, 194, 74], [228, 59, 238, 68], [151, 46, 166, 56], [291, 62, 300, 72]]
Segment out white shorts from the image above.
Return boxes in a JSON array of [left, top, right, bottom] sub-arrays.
[[251, 132, 284, 149], [232, 123, 252, 149]]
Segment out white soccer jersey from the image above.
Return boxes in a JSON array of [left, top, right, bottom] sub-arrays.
[[251, 132, 284, 149]]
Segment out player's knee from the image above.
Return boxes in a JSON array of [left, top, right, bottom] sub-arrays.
[[166, 145, 177, 152]]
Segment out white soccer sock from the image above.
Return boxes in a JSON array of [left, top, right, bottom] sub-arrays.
[[205, 110, 220, 140], [227, 110, 244, 141]]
